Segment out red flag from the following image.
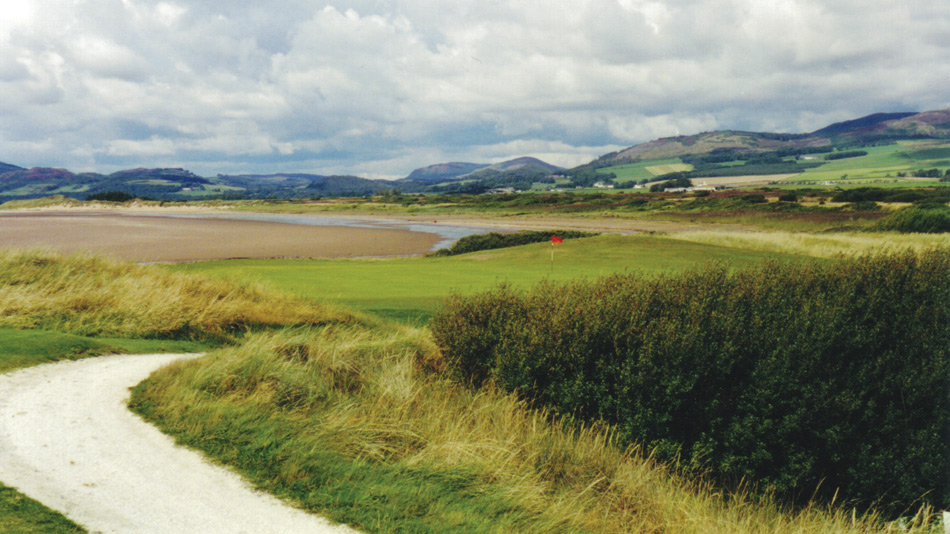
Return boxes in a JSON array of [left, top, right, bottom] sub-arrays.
[[551, 235, 563, 244]]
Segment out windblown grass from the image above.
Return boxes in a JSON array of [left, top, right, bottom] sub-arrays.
[[0, 249, 357, 341], [666, 230, 950, 258], [132, 326, 941, 533]]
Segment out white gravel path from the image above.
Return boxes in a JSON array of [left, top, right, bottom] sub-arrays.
[[0, 353, 359, 534]]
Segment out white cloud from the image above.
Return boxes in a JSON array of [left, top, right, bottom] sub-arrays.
[[0, 0, 949, 175]]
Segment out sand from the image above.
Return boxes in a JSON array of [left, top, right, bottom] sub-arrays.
[[0, 354, 358, 534], [0, 212, 442, 262]]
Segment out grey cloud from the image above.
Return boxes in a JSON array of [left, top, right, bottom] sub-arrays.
[[0, 0, 949, 176]]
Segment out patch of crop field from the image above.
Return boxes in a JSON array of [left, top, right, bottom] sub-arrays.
[[170, 234, 814, 324], [645, 163, 692, 175], [794, 142, 950, 183], [598, 158, 692, 183]]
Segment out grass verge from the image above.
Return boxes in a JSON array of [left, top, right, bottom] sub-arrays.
[[0, 484, 84, 534]]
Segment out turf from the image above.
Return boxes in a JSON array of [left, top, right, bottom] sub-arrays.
[[169, 234, 812, 324], [0, 329, 208, 374], [0, 484, 85, 534]]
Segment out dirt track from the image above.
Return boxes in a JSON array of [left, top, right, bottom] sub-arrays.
[[0, 354, 358, 534]]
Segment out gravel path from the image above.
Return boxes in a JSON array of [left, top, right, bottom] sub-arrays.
[[0, 354, 358, 534]]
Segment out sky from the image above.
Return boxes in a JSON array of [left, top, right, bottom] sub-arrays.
[[1, 1, 949, 179]]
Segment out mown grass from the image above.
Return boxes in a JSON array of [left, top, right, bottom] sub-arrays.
[[169, 234, 812, 324], [0, 328, 207, 373], [0, 484, 85, 534]]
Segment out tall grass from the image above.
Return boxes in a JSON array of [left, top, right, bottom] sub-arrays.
[[666, 230, 950, 258], [0, 249, 356, 340], [132, 325, 941, 533]]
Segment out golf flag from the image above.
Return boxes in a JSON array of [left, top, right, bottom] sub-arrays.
[[551, 235, 563, 244]]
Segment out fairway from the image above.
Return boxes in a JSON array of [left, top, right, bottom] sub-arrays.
[[170, 234, 813, 323]]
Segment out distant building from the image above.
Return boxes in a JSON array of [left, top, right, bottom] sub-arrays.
[[593, 182, 615, 189], [486, 187, 518, 194]]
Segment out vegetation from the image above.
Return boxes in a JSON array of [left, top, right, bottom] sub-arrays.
[[875, 206, 950, 233], [0, 484, 85, 534], [0, 328, 205, 373], [0, 248, 943, 532], [431, 252, 950, 515], [430, 230, 598, 256], [171, 234, 810, 324], [0, 249, 355, 341]]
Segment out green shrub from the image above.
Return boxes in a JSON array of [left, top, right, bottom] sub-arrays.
[[431, 230, 597, 256], [431, 252, 950, 514], [777, 193, 798, 202], [875, 206, 950, 233], [740, 193, 767, 204]]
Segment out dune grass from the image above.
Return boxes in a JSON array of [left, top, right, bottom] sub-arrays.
[[0, 249, 358, 340], [132, 326, 942, 533], [665, 230, 950, 258], [169, 234, 813, 324]]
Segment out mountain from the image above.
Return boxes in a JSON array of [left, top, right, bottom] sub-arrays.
[[404, 162, 488, 183], [594, 108, 950, 166], [0, 161, 23, 174], [483, 156, 562, 173], [809, 112, 917, 137], [402, 157, 562, 185], [304, 175, 390, 196]]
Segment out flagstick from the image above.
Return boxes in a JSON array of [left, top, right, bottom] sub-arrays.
[[550, 241, 554, 273]]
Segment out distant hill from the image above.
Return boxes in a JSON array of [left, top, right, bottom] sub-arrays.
[[404, 162, 488, 183], [0, 161, 23, 174], [483, 156, 562, 173], [402, 157, 561, 187], [594, 108, 950, 166], [304, 175, 390, 196], [810, 112, 917, 137]]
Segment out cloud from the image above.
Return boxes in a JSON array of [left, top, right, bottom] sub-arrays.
[[0, 0, 948, 176]]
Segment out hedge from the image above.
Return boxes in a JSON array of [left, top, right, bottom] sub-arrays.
[[431, 252, 950, 514]]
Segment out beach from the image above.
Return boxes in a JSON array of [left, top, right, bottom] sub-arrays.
[[0, 211, 443, 262]]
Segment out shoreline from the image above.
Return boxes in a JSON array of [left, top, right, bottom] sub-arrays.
[[0, 211, 444, 263]]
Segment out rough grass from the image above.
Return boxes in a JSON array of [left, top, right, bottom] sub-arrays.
[[0, 249, 358, 340], [665, 230, 950, 258], [132, 326, 942, 533]]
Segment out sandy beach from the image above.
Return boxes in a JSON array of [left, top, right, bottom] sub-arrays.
[[0, 211, 442, 262]]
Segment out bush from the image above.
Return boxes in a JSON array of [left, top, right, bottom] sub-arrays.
[[875, 206, 950, 233], [86, 191, 134, 202], [740, 193, 767, 204], [431, 230, 597, 256], [777, 193, 797, 202], [431, 252, 950, 514]]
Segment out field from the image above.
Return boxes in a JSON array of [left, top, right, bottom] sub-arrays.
[[170, 234, 812, 323], [596, 140, 950, 189]]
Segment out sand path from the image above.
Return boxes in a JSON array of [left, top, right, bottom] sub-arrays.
[[0, 354, 358, 534]]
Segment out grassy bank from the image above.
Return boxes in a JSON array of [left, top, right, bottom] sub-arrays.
[[131, 326, 941, 533]]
